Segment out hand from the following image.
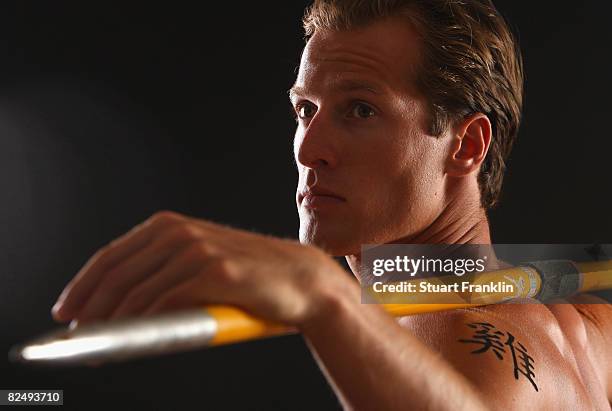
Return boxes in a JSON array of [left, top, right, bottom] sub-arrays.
[[51, 211, 356, 328]]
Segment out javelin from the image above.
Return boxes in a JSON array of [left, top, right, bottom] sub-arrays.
[[9, 259, 612, 366]]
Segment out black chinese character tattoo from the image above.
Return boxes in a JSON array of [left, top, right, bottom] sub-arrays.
[[458, 322, 505, 360], [459, 322, 538, 392], [505, 332, 538, 392]]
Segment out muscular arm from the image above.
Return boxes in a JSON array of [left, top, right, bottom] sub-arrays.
[[51, 212, 605, 410], [301, 289, 488, 411]]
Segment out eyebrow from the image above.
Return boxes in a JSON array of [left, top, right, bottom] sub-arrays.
[[288, 79, 384, 101]]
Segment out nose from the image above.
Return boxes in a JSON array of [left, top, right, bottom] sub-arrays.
[[294, 110, 338, 169]]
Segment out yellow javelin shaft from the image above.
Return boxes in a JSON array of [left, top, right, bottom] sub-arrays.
[[209, 260, 612, 346], [209, 264, 537, 346], [10, 259, 612, 365]]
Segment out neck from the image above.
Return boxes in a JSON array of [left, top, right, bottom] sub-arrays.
[[346, 187, 491, 280]]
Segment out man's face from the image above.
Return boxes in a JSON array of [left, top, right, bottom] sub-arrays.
[[291, 17, 451, 256]]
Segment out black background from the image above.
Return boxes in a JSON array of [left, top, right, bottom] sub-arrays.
[[0, 2, 610, 410]]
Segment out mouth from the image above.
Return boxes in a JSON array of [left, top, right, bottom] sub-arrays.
[[298, 188, 346, 210]]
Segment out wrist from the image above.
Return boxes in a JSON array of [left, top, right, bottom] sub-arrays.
[[297, 254, 360, 334]]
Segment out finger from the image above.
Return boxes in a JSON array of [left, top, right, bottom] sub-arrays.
[[74, 225, 204, 324], [52, 211, 186, 322], [141, 276, 212, 316], [142, 260, 243, 316], [109, 243, 211, 319]]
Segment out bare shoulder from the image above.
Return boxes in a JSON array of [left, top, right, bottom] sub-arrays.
[[398, 301, 607, 410]]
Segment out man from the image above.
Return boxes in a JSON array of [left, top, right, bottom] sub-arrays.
[[50, 0, 611, 409]]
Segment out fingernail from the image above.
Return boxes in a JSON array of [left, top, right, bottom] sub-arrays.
[[51, 301, 63, 317], [51, 300, 64, 318], [69, 320, 79, 330]]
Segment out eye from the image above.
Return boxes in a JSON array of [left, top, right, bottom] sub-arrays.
[[295, 102, 317, 120], [350, 102, 376, 119]]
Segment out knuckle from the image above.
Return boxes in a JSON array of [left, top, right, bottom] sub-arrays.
[[168, 223, 202, 243], [184, 241, 214, 260], [149, 210, 183, 226], [207, 257, 241, 285]]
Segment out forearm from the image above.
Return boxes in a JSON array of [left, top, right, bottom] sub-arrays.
[[300, 287, 488, 411]]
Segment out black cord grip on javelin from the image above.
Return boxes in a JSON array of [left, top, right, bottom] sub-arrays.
[[526, 260, 581, 302]]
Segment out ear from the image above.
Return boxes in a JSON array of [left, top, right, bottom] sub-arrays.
[[446, 113, 492, 177]]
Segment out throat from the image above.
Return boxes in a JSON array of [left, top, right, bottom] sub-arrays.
[[345, 199, 492, 281]]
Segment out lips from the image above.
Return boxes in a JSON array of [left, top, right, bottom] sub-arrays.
[[298, 187, 346, 209]]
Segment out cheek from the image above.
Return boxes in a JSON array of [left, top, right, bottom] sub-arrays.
[[356, 133, 445, 218], [402, 141, 443, 196]]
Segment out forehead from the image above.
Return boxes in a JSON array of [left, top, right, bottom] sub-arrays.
[[294, 16, 422, 97]]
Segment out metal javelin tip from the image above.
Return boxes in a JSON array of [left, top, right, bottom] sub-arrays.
[[9, 309, 218, 366]]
